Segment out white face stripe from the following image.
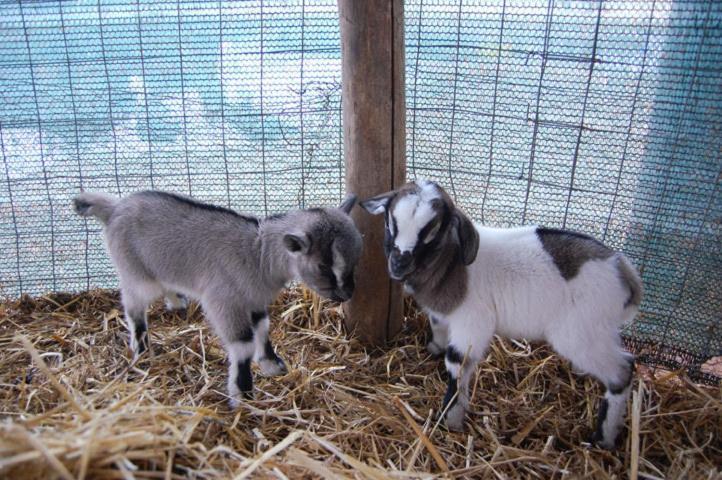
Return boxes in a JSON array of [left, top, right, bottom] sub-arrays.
[[392, 182, 441, 253], [417, 179, 439, 199], [332, 243, 346, 288], [387, 210, 396, 235]]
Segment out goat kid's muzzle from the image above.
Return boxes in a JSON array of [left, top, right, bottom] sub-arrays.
[[389, 251, 415, 281], [328, 287, 353, 303]]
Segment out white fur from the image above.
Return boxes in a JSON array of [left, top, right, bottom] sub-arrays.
[[228, 340, 256, 362], [428, 224, 637, 444], [252, 314, 270, 363], [332, 244, 346, 291], [392, 186, 440, 253], [426, 315, 449, 356]]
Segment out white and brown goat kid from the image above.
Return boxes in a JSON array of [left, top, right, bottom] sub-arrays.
[[361, 180, 642, 449], [75, 190, 362, 405]]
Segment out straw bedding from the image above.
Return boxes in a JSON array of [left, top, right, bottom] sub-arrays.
[[0, 288, 719, 479]]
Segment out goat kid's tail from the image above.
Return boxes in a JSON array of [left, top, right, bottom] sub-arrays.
[[73, 192, 119, 225], [617, 253, 643, 309]]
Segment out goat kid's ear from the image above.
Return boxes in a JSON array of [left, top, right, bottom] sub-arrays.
[[283, 233, 311, 254], [453, 209, 479, 265], [360, 192, 394, 215], [338, 194, 358, 214]]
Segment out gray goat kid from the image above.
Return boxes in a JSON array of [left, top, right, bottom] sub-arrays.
[[361, 180, 642, 449], [74, 190, 362, 404]]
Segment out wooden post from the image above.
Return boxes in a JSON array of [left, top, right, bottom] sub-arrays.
[[338, 0, 405, 345]]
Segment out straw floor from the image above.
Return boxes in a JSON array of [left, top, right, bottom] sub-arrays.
[[0, 288, 720, 479]]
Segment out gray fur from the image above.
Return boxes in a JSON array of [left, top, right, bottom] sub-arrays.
[[535, 227, 614, 280], [74, 190, 362, 404], [73, 192, 118, 224], [617, 254, 644, 307]]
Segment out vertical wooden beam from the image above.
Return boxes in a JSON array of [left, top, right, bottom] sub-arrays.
[[338, 0, 405, 346]]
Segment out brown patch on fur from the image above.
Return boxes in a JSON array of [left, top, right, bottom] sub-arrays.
[[401, 184, 469, 315], [407, 251, 468, 315], [536, 227, 613, 280]]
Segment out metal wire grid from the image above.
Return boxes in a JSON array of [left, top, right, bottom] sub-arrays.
[[1, 0, 345, 295], [0, 0, 719, 383]]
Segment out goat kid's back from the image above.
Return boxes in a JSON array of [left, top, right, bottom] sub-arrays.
[[77, 191, 262, 301]]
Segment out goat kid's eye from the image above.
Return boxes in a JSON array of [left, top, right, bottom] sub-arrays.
[[422, 219, 442, 244]]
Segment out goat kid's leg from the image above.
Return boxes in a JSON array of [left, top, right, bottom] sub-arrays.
[[120, 279, 164, 360], [251, 310, 287, 376], [226, 328, 255, 407], [426, 314, 449, 357], [164, 292, 188, 312], [121, 287, 156, 360], [441, 321, 490, 431], [125, 308, 149, 359], [592, 384, 632, 449], [591, 352, 635, 449], [552, 329, 634, 449], [443, 344, 480, 432], [204, 301, 259, 406]]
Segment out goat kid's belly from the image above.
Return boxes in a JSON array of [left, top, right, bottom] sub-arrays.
[[440, 298, 550, 349]]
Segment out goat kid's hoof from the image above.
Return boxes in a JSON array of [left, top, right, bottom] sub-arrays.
[[596, 440, 616, 451], [588, 432, 618, 450], [444, 403, 466, 432], [228, 391, 254, 408], [259, 358, 288, 377], [129, 340, 150, 363]]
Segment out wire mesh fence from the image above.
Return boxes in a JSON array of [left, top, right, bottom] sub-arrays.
[[1, 0, 346, 295], [0, 0, 719, 383]]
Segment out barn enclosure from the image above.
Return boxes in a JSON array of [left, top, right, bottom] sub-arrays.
[[0, 0, 720, 478]]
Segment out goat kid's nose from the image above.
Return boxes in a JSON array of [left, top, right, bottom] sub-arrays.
[[393, 251, 413, 268], [340, 284, 354, 299], [332, 288, 352, 302]]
